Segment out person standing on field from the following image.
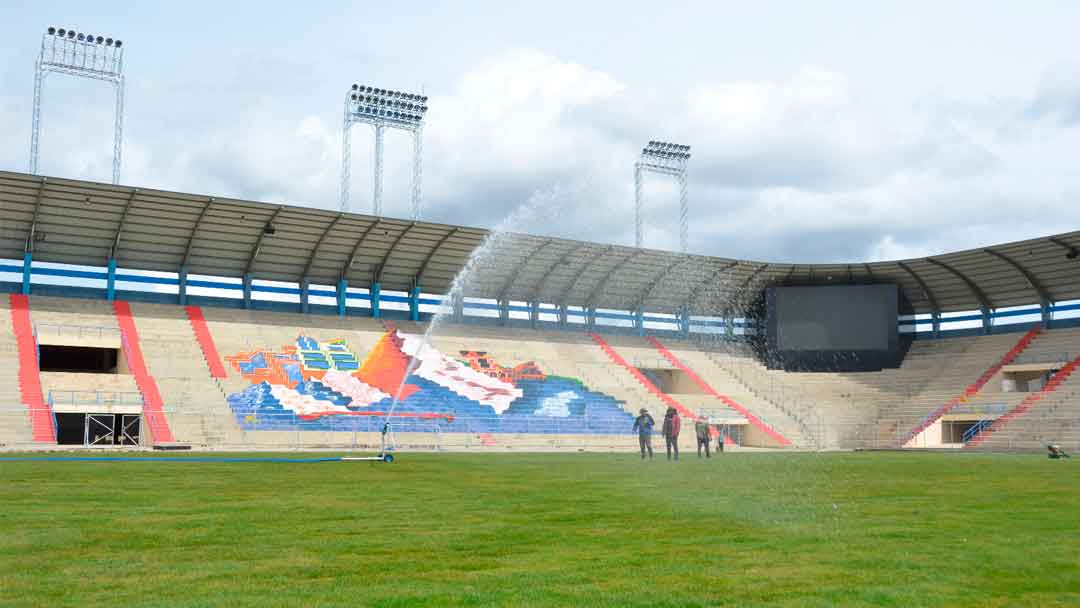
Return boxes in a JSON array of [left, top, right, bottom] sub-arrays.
[[695, 414, 711, 458], [662, 407, 681, 461], [632, 408, 655, 460]]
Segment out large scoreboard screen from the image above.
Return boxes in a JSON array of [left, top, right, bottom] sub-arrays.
[[765, 284, 901, 371]]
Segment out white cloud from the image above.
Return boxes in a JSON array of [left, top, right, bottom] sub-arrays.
[[3, 48, 1079, 265]]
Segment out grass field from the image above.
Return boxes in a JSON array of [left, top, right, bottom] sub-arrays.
[[1, 451, 1078, 607]]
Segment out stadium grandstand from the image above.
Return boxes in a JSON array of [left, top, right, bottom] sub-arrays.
[[1, 169, 1077, 453]]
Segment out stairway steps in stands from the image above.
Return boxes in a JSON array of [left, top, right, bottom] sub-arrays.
[[114, 301, 176, 443], [966, 354, 1080, 447], [9, 294, 55, 442], [647, 337, 791, 447], [588, 332, 700, 421], [901, 325, 1042, 446], [185, 306, 227, 378]]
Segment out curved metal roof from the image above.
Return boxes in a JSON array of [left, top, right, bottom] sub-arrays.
[[1, 170, 1077, 315]]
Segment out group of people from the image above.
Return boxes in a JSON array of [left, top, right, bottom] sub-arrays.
[[631, 407, 722, 460]]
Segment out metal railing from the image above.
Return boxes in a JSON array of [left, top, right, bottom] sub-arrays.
[[949, 402, 1009, 416], [961, 418, 994, 443], [48, 390, 144, 407], [630, 356, 676, 370], [694, 344, 827, 448], [1012, 351, 1072, 365], [2, 406, 1077, 453], [34, 323, 120, 341]]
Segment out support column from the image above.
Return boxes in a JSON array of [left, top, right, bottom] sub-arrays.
[[409, 286, 421, 321], [586, 306, 597, 329], [981, 306, 992, 335], [558, 303, 568, 329], [337, 279, 348, 317], [178, 267, 188, 306], [498, 299, 510, 326], [679, 305, 691, 337], [106, 258, 118, 301], [634, 306, 645, 336], [300, 277, 311, 314], [634, 164, 643, 248], [530, 301, 540, 329], [242, 273, 252, 309], [1040, 299, 1053, 329], [370, 282, 381, 318], [21, 252, 32, 295], [373, 124, 385, 216], [931, 311, 941, 339], [725, 315, 735, 339]]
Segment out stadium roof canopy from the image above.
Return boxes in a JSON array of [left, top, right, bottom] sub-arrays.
[[1, 170, 1077, 315]]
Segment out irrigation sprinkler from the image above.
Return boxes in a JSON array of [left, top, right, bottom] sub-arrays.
[[341, 422, 396, 462]]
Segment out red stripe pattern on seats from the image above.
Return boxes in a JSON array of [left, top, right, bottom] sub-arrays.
[[965, 352, 1080, 448], [185, 306, 227, 378], [902, 325, 1042, 446], [114, 301, 176, 443], [9, 294, 55, 442], [646, 336, 791, 447]]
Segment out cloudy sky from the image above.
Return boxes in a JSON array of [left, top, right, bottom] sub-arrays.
[[2, 1, 1079, 263]]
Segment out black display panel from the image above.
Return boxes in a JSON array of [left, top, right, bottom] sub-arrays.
[[765, 284, 901, 371]]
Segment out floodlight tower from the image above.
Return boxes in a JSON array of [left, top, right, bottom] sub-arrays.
[[30, 27, 126, 185], [340, 83, 429, 218], [635, 141, 691, 253]]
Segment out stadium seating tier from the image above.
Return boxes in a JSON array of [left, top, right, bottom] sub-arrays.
[[0, 294, 1077, 452]]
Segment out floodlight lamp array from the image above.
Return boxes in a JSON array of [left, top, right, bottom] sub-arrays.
[[642, 140, 691, 160], [348, 83, 428, 125], [45, 26, 122, 47], [40, 26, 124, 77]]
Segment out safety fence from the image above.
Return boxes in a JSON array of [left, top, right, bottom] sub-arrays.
[[33, 323, 120, 341], [49, 390, 143, 407], [1, 408, 1076, 453], [1012, 351, 1073, 365]]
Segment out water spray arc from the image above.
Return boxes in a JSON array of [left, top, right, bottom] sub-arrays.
[[374, 197, 553, 460], [634, 141, 691, 253], [340, 83, 428, 219], [30, 27, 126, 184]]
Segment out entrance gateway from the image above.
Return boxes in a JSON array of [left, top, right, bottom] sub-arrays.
[[53, 403, 142, 447]]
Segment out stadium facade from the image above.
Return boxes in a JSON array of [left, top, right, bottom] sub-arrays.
[[1, 170, 1078, 453]]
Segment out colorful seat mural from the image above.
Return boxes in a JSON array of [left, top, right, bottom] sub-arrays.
[[226, 330, 634, 434]]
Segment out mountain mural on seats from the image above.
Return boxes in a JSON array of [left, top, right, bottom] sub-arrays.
[[225, 330, 634, 434]]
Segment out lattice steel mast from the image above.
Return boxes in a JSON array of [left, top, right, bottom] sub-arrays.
[[30, 26, 126, 184], [634, 141, 691, 252], [339, 83, 428, 218]]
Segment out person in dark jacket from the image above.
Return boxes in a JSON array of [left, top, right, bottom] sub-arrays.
[[662, 407, 681, 460], [632, 408, 655, 459], [695, 414, 711, 458]]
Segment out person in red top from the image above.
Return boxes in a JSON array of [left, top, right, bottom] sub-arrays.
[[662, 407, 681, 461]]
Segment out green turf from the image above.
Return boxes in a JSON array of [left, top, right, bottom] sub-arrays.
[[1, 451, 1077, 607]]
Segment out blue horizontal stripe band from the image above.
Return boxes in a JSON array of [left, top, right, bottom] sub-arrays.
[[939, 314, 984, 323], [187, 279, 242, 290], [114, 274, 177, 285], [992, 307, 1042, 319], [252, 285, 300, 295], [31, 267, 106, 280], [0, 456, 343, 463]]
